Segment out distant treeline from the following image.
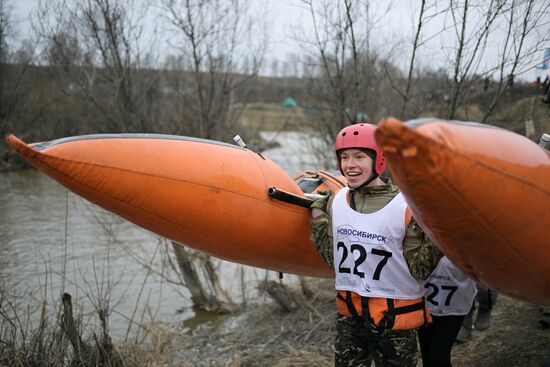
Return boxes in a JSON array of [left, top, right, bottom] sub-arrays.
[[1, 60, 548, 171]]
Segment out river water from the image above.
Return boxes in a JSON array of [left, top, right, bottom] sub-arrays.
[[0, 131, 332, 339]]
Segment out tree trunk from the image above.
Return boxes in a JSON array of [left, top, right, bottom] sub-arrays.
[[61, 293, 91, 365], [171, 242, 213, 308], [171, 242, 240, 314], [258, 280, 297, 312], [61, 293, 123, 367], [200, 253, 241, 314]]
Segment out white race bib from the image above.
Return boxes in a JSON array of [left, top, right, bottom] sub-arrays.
[[424, 256, 477, 316], [332, 188, 424, 299]]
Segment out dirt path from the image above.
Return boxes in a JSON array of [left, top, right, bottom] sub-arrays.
[[452, 294, 550, 367]]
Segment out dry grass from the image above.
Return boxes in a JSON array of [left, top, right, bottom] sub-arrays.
[[451, 295, 550, 367], [239, 103, 313, 132], [3, 277, 549, 366]]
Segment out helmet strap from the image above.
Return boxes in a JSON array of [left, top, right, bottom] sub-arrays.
[[363, 173, 379, 187], [349, 173, 379, 192]]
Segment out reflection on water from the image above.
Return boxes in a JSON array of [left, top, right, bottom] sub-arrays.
[[0, 131, 329, 338], [0, 169, 193, 337]]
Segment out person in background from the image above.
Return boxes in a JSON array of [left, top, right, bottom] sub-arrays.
[[484, 77, 491, 91], [541, 75, 550, 109], [456, 284, 498, 342], [538, 134, 550, 335], [540, 306, 550, 328], [419, 256, 477, 367], [309, 123, 442, 367], [542, 306, 550, 367]]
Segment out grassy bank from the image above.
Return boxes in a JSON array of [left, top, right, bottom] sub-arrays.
[[4, 277, 549, 366]]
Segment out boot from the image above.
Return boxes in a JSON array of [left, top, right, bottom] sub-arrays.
[[475, 307, 491, 331], [540, 313, 550, 329], [456, 310, 473, 343]]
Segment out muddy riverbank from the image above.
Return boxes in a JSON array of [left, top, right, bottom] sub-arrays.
[[154, 278, 550, 366]]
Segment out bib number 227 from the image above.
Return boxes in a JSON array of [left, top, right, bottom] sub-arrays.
[[336, 242, 392, 280]]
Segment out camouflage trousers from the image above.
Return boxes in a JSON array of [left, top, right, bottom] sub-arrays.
[[335, 314, 419, 367]]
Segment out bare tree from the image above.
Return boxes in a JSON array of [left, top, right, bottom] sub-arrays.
[[162, 0, 267, 141], [37, 0, 157, 133], [445, 0, 506, 119], [0, 0, 9, 63], [0, 0, 40, 170], [364, 0, 548, 123], [298, 0, 363, 137], [391, 0, 454, 119], [396, 0, 428, 119], [295, 0, 399, 149], [0, 0, 12, 141], [481, 0, 550, 123]]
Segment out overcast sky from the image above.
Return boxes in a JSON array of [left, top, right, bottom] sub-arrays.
[[7, 0, 550, 80]]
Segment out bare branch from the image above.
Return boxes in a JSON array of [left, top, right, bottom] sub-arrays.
[[400, 0, 427, 119]]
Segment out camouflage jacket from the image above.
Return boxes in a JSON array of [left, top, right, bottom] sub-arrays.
[[310, 179, 442, 281]]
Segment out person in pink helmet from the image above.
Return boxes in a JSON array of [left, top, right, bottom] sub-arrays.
[[310, 123, 442, 367]]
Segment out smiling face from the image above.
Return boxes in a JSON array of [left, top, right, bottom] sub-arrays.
[[339, 148, 374, 188]]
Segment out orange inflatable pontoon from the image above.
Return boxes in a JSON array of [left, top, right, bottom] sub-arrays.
[[6, 134, 344, 278], [375, 118, 550, 305], [8, 119, 550, 304]]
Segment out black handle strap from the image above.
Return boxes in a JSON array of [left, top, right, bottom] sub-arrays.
[[267, 187, 313, 208]]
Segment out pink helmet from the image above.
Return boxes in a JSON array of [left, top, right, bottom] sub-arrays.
[[334, 123, 386, 175]]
